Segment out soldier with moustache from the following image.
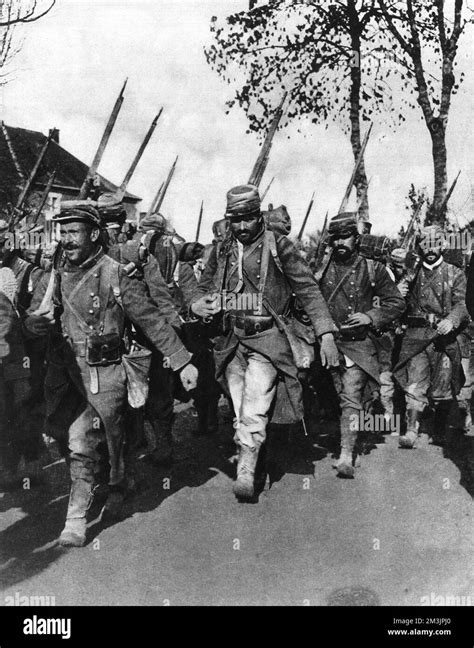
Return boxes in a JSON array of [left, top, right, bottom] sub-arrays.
[[25, 202, 198, 546], [394, 225, 469, 448], [317, 213, 405, 477], [191, 185, 339, 499]]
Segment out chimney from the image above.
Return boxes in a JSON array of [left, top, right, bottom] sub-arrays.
[[49, 128, 59, 144]]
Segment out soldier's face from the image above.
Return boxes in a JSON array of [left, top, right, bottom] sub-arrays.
[[419, 244, 442, 265], [229, 213, 262, 244], [60, 221, 100, 265], [331, 233, 357, 260]]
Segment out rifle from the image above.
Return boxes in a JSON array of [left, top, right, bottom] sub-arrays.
[[115, 108, 163, 201], [195, 200, 204, 242], [9, 128, 56, 230], [77, 78, 127, 200], [338, 123, 373, 214], [297, 191, 315, 241], [314, 211, 329, 260], [153, 156, 178, 214], [261, 176, 274, 202], [32, 241, 63, 319], [248, 93, 287, 187], [401, 198, 424, 249], [29, 169, 57, 230]]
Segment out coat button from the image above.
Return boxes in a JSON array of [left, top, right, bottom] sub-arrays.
[[256, 274, 261, 279], [350, 281, 354, 285], [257, 259, 261, 264], [90, 292, 95, 297], [94, 273, 99, 278], [89, 309, 94, 314]]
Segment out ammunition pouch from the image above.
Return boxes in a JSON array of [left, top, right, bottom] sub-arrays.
[[85, 333, 122, 366], [405, 314, 438, 329], [337, 323, 369, 342], [232, 314, 274, 336]]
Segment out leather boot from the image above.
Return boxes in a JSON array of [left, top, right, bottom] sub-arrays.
[[59, 477, 95, 547], [146, 420, 173, 465], [432, 400, 453, 445], [335, 421, 357, 478], [399, 408, 420, 448], [233, 444, 259, 498], [454, 399, 472, 434]]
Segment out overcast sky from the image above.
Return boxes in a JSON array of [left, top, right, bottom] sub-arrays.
[[2, 0, 473, 243]]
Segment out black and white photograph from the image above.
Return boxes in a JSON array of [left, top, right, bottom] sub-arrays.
[[0, 0, 473, 641]]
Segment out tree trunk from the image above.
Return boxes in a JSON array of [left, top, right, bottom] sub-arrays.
[[427, 118, 448, 224], [347, 0, 369, 221]]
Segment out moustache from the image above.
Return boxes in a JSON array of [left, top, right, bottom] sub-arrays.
[[64, 244, 79, 251]]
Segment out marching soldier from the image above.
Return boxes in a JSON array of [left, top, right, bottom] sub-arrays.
[[25, 202, 198, 547], [317, 213, 405, 477], [191, 184, 339, 499], [394, 225, 469, 448]]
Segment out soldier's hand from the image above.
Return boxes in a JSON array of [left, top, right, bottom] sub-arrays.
[[191, 294, 221, 319], [179, 363, 198, 391], [24, 310, 54, 336], [345, 312, 371, 326], [397, 280, 409, 297], [436, 318, 454, 336], [319, 333, 339, 368]]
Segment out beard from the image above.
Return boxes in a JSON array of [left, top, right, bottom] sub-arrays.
[[333, 245, 353, 260]]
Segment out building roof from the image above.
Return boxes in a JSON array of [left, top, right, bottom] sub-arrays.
[[0, 123, 140, 205]]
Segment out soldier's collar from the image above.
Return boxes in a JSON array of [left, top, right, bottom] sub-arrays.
[[422, 255, 443, 270]]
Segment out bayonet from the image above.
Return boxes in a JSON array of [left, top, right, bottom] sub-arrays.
[[29, 169, 57, 230], [439, 170, 461, 218], [116, 108, 163, 200], [77, 78, 128, 199], [339, 123, 373, 214], [261, 176, 275, 202], [195, 200, 204, 242], [248, 93, 287, 187], [9, 128, 56, 230], [297, 191, 315, 241], [153, 156, 178, 214]]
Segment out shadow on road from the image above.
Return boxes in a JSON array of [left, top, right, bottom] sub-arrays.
[[0, 404, 238, 591]]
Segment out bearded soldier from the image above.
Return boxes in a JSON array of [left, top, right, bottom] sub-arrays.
[[317, 213, 405, 477], [191, 185, 339, 499], [394, 225, 469, 448], [25, 202, 198, 547]]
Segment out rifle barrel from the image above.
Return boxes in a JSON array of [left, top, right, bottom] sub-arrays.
[[77, 78, 128, 199]]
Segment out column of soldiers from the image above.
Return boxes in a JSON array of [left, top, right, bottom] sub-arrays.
[[0, 181, 472, 546]]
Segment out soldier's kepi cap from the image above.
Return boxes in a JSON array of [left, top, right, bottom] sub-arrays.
[[138, 213, 168, 233], [328, 212, 358, 237], [225, 184, 261, 218], [53, 200, 101, 227], [97, 192, 127, 229]]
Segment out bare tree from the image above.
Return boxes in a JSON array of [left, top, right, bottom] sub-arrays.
[[378, 0, 473, 223], [0, 0, 56, 83]]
